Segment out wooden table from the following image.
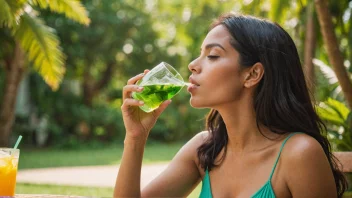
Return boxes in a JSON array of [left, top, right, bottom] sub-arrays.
[[14, 195, 91, 198]]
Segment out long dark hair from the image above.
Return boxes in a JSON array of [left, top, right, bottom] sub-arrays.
[[197, 13, 347, 197]]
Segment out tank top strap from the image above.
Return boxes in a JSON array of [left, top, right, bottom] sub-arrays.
[[268, 132, 302, 180]]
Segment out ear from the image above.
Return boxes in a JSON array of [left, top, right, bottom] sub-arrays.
[[244, 62, 264, 88]]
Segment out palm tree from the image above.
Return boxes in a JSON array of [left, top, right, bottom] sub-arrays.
[[0, 0, 90, 146], [315, 0, 352, 109]]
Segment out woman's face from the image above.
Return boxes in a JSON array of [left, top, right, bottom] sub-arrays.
[[188, 25, 247, 109]]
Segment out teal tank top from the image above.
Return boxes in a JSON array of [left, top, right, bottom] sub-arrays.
[[199, 132, 300, 198]]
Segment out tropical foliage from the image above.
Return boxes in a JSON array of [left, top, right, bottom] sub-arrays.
[[0, 0, 89, 89], [0, 0, 89, 146], [317, 98, 352, 151]]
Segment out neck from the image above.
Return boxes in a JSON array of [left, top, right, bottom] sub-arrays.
[[215, 98, 272, 154]]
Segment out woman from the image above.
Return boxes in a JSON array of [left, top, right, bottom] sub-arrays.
[[114, 13, 347, 197]]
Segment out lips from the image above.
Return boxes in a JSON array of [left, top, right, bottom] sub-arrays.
[[187, 76, 199, 93], [188, 76, 200, 86]]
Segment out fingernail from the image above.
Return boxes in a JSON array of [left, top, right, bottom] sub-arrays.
[[139, 101, 144, 105], [138, 86, 144, 91]]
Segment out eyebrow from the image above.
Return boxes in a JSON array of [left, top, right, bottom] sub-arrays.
[[202, 43, 226, 51]]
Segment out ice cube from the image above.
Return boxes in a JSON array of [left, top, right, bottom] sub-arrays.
[[0, 150, 10, 157], [0, 151, 11, 168], [0, 156, 11, 168], [0, 158, 12, 174], [0, 158, 7, 167]]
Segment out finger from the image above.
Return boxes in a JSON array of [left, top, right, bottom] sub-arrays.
[[121, 98, 144, 111], [144, 69, 150, 75], [122, 85, 144, 100], [127, 73, 145, 85], [153, 100, 172, 117]]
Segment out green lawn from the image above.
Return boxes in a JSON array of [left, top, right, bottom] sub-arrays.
[[16, 183, 201, 198], [19, 142, 185, 169], [17, 141, 204, 197], [16, 183, 113, 197]]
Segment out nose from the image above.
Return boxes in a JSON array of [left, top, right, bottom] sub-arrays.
[[188, 57, 201, 73]]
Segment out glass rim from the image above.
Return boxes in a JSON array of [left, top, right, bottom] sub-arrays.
[[0, 148, 20, 150], [0, 148, 20, 158], [160, 62, 179, 75]]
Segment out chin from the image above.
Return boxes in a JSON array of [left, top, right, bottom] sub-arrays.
[[189, 98, 209, 109]]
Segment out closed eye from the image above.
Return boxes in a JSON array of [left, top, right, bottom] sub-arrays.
[[207, 55, 219, 60]]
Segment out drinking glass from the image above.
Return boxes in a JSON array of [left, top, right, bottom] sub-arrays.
[[0, 148, 20, 197], [132, 62, 187, 112]]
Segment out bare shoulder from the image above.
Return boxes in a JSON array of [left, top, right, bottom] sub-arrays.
[[166, 131, 209, 177], [191, 131, 209, 146], [281, 133, 328, 169], [281, 133, 326, 161], [175, 131, 209, 160], [280, 133, 337, 197]]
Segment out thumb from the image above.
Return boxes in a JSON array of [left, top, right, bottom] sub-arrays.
[[153, 100, 172, 117]]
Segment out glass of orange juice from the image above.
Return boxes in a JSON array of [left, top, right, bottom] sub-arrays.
[[0, 148, 19, 197]]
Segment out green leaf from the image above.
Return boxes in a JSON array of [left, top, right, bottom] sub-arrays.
[[316, 105, 346, 126], [31, 0, 90, 25], [0, 0, 27, 27], [14, 13, 65, 90], [0, 0, 15, 27], [316, 98, 350, 127], [29, 0, 48, 8], [5, 0, 27, 10], [313, 58, 338, 84], [325, 98, 350, 120]]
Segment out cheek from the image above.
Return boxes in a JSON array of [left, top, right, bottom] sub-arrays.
[[211, 80, 243, 102], [190, 76, 243, 108], [210, 70, 243, 97]]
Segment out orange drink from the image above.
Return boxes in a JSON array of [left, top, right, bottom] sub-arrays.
[[0, 148, 19, 197]]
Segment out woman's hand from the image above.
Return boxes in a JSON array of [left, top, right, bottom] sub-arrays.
[[121, 70, 171, 142]]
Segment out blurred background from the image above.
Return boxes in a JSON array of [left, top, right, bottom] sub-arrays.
[[0, 0, 352, 197]]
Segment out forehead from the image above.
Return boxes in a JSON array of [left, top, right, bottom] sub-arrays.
[[201, 25, 232, 49]]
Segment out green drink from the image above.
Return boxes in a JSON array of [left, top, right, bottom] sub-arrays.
[[131, 62, 186, 112], [132, 83, 183, 112]]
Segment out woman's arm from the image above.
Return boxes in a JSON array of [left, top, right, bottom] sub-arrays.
[[114, 70, 171, 197], [283, 134, 337, 198], [114, 138, 147, 197], [141, 132, 207, 197], [115, 131, 206, 198]]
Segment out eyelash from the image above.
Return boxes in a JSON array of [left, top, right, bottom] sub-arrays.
[[207, 55, 219, 60]]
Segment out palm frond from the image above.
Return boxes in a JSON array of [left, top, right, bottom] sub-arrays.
[[5, 0, 27, 10], [0, 0, 27, 27], [316, 97, 350, 127], [31, 0, 90, 25], [14, 13, 65, 90], [0, 0, 15, 27], [325, 98, 350, 120], [316, 104, 347, 127], [313, 58, 338, 84], [29, 0, 48, 8]]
